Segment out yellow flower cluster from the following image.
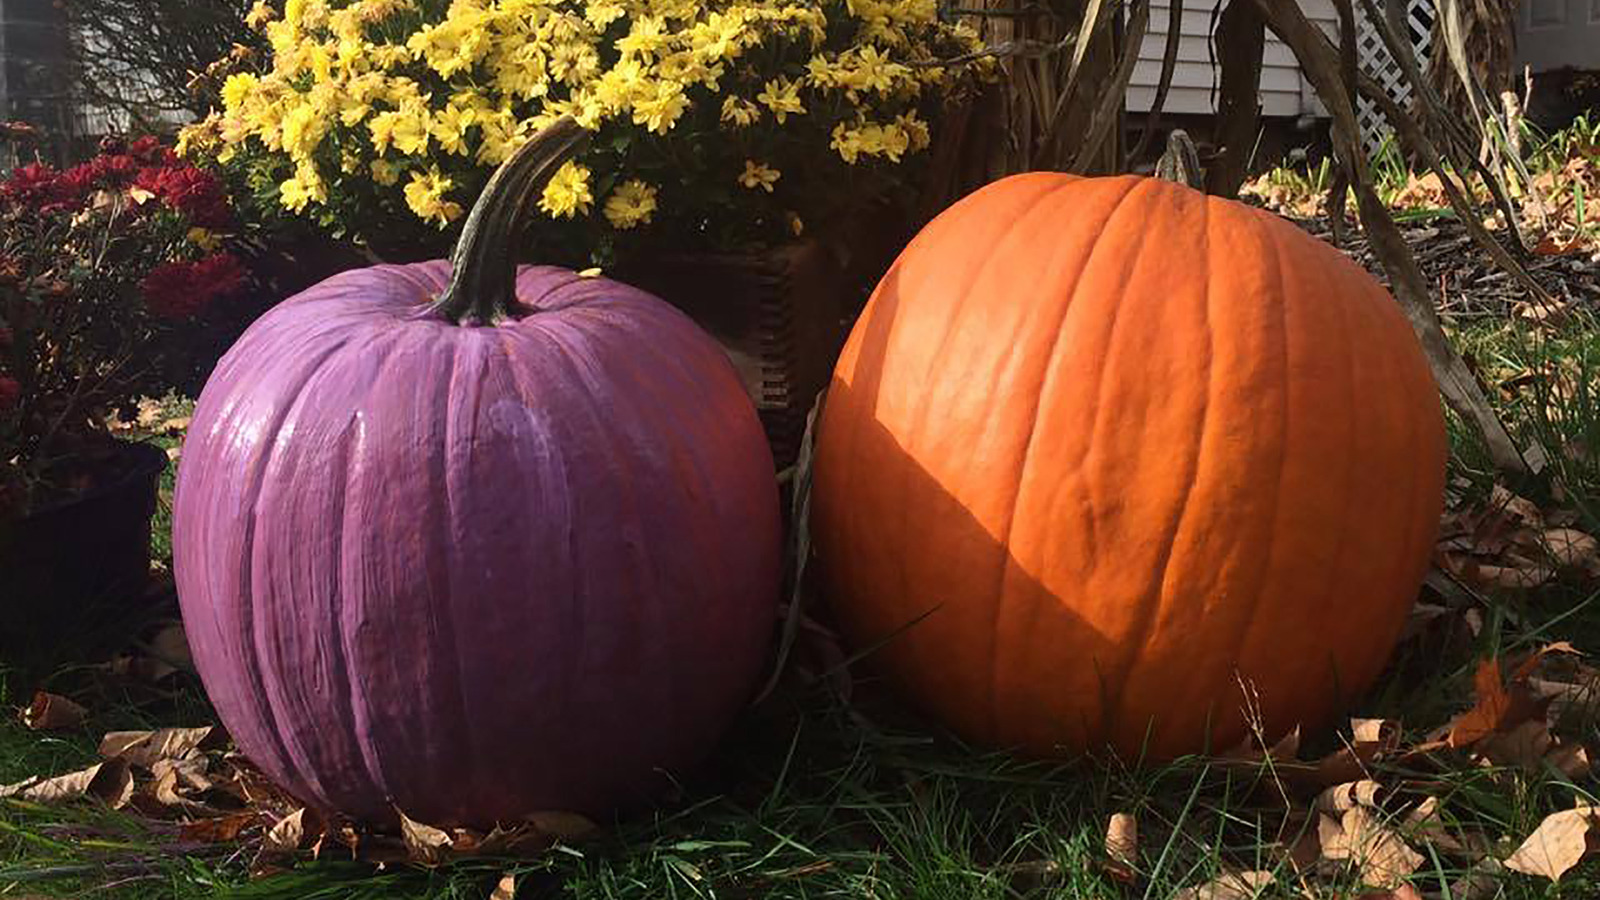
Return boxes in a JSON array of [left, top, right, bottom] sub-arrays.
[[184, 0, 988, 235]]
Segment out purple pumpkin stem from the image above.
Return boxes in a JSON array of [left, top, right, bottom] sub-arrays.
[[430, 115, 589, 326]]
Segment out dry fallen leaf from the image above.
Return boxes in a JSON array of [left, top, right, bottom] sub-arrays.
[[1105, 812, 1136, 863], [1449, 858, 1504, 900], [525, 810, 599, 841], [106, 653, 179, 684], [1477, 718, 1555, 769], [1171, 869, 1274, 900], [21, 691, 87, 731], [1315, 780, 1383, 813], [1490, 485, 1544, 527], [1354, 887, 1424, 900], [490, 873, 517, 900], [1544, 528, 1600, 572], [1450, 659, 1515, 747], [1503, 805, 1600, 880], [1103, 812, 1137, 882], [264, 809, 308, 854], [1351, 718, 1399, 749], [1546, 743, 1592, 779], [143, 620, 194, 669], [1321, 807, 1425, 888], [1471, 562, 1556, 590], [181, 811, 258, 843], [398, 809, 454, 865], [0, 760, 133, 808], [1402, 796, 1481, 857], [150, 759, 216, 811], [100, 726, 214, 768]]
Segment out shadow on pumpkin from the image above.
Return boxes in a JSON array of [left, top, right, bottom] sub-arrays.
[[805, 264, 1375, 764]]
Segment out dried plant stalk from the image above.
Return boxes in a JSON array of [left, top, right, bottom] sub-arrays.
[[1246, 0, 1535, 478]]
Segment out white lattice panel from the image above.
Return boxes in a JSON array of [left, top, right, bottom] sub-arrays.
[[1356, 0, 1436, 155]]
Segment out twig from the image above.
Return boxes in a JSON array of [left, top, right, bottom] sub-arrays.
[[1066, 0, 1150, 172], [907, 33, 1077, 67], [1127, 0, 1183, 164]]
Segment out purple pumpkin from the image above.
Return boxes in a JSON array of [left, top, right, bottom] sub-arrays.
[[172, 119, 781, 827]]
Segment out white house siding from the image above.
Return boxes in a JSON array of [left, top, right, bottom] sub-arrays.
[[1127, 1, 1339, 117]]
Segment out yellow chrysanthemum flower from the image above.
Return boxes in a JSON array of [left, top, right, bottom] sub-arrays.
[[371, 158, 402, 186], [738, 159, 780, 192], [431, 103, 476, 156], [720, 95, 759, 127], [539, 160, 594, 218], [244, 1, 275, 29], [279, 161, 327, 212], [220, 72, 259, 113], [603, 179, 658, 229], [632, 80, 688, 134], [404, 167, 464, 225], [187, 227, 221, 251], [756, 76, 804, 123]]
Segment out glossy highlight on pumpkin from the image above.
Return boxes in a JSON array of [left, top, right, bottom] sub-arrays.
[[813, 172, 1447, 761]]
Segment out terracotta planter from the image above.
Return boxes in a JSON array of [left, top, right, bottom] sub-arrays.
[[0, 439, 167, 660]]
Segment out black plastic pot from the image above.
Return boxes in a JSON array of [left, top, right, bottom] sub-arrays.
[[0, 440, 168, 663]]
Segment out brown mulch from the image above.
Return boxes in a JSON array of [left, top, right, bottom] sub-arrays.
[[1275, 210, 1600, 321]]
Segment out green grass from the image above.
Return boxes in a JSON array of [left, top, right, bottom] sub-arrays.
[[7, 316, 1600, 898]]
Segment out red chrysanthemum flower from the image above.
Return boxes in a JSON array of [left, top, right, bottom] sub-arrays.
[[127, 136, 177, 166], [140, 252, 246, 319], [134, 164, 230, 227], [2, 163, 60, 208], [88, 154, 140, 188], [192, 252, 246, 298], [47, 163, 98, 212], [0, 376, 20, 412]]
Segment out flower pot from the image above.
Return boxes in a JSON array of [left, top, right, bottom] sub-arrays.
[[613, 235, 901, 471], [0, 439, 168, 662]]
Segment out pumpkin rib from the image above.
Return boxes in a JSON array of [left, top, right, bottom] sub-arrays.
[[329, 345, 394, 808], [336, 327, 420, 806], [878, 181, 1067, 739], [1204, 203, 1296, 746], [987, 176, 1148, 746], [237, 335, 356, 807], [909, 178, 1067, 641], [1107, 183, 1216, 747], [1070, 178, 1180, 747], [434, 336, 489, 810], [1226, 212, 1356, 741]]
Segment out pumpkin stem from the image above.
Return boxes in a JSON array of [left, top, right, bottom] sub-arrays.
[[1155, 129, 1204, 190], [431, 116, 589, 325]]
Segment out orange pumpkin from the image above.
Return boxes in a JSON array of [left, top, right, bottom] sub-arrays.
[[812, 173, 1446, 760]]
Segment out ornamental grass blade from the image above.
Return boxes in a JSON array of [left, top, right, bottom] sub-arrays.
[[754, 388, 825, 705], [1433, 0, 1480, 123], [1062, 0, 1108, 106]]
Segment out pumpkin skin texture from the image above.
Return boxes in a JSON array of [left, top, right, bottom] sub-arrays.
[[172, 125, 780, 827], [812, 173, 1446, 761]]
